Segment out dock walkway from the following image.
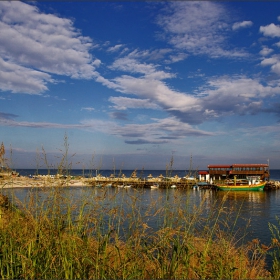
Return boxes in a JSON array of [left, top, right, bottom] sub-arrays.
[[89, 177, 280, 190]]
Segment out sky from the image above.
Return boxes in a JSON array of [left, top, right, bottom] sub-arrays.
[[1, 1, 280, 171]]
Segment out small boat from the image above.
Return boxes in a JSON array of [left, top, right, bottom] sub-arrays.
[[124, 185, 131, 188], [216, 180, 266, 191], [170, 184, 177, 188], [150, 184, 159, 189], [197, 181, 209, 186]]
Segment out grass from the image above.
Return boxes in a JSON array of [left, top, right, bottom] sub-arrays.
[[0, 140, 279, 279], [0, 182, 278, 279]]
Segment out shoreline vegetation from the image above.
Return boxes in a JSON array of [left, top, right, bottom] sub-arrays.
[[1, 178, 280, 279], [0, 186, 280, 279], [1, 142, 280, 278]]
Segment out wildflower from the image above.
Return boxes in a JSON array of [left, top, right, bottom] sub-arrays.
[[272, 238, 279, 245], [261, 244, 269, 251]]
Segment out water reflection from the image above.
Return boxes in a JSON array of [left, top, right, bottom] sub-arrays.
[[215, 190, 266, 202]]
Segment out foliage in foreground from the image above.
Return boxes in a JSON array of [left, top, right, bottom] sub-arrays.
[[0, 186, 279, 279]]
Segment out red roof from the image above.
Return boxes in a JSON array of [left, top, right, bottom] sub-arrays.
[[207, 165, 231, 168], [208, 164, 268, 168], [232, 164, 268, 167], [199, 171, 209, 175]]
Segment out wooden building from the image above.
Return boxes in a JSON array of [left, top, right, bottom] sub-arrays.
[[199, 171, 210, 182], [207, 164, 269, 181]]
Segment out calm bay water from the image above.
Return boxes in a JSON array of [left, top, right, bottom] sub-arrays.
[[2, 169, 280, 267], [3, 178, 280, 242]]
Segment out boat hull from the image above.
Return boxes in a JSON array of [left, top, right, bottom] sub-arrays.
[[216, 182, 266, 191]]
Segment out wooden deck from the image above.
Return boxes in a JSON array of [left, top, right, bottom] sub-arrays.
[[88, 177, 279, 190], [88, 177, 215, 189]]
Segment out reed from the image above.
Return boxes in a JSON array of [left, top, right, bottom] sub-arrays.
[[0, 142, 276, 279], [0, 184, 274, 279], [269, 216, 280, 278]]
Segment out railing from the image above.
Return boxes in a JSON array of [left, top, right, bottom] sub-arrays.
[[209, 170, 268, 175]]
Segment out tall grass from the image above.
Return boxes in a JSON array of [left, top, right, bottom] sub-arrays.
[[0, 140, 278, 279], [269, 217, 280, 279], [0, 183, 275, 279]]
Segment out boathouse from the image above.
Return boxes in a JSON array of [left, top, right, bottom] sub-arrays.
[[207, 164, 269, 181], [199, 171, 210, 182]]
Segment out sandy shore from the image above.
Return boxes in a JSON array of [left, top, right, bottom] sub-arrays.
[[0, 176, 91, 189]]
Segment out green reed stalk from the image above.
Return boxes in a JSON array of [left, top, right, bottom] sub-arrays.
[[269, 216, 280, 279]]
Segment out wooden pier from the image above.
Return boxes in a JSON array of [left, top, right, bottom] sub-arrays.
[[87, 175, 280, 190], [87, 176, 215, 189]]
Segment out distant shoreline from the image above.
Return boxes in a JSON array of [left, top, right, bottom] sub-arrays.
[[1, 177, 90, 189]]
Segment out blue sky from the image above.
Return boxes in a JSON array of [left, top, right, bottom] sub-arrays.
[[1, 1, 280, 170]]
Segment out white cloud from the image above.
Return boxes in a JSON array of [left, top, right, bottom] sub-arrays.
[[203, 76, 275, 99], [92, 59, 102, 67], [166, 52, 188, 63], [109, 96, 160, 110], [0, 1, 97, 94], [232, 21, 253, 31], [196, 76, 280, 119], [110, 57, 175, 80], [271, 61, 280, 75], [0, 114, 91, 129], [259, 47, 274, 56], [81, 116, 214, 144], [107, 44, 124, 52], [127, 48, 173, 62], [111, 75, 198, 112], [0, 57, 53, 94], [156, 2, 248, 58], [260, 23, 280, 37], [259, 21, 280, 75], [260, 56, 279, 66], [260, 55, 280, 75], [94, 61, 280, 125], [81, 107, 95, 112]]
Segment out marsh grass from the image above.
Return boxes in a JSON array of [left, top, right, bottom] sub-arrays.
[[0, 183, 275, 280], [0, 141, 277, 279], [269, 217, 280, 278]]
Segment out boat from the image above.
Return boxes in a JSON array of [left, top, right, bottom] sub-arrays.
[[216, 179, 266, 191], [150, 184, 159, 189]]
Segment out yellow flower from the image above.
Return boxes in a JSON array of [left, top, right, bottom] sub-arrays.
[[272, 238, 279, 245]]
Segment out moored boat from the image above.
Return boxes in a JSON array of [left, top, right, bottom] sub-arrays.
[[216, 181, 266, 191], [150, 184, 159, 189]]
